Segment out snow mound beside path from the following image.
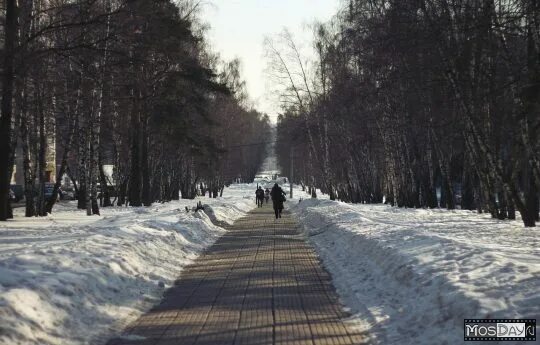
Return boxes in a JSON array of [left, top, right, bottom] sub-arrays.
[[292, 197, 540, 345], [0, 184, 256, 345]]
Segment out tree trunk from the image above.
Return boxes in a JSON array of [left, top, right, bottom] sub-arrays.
[[99, 161, 112, 207], [523, 169, 538, 226], [461, 162, 476, 210], [507, 191, 516, 220], [0, 0, 18, 221], [426, 135, 438, 209], [36, 85, 47, 216], [141, 117, 151, 206], [117, 178, 127, 206], [21, 110, 35, 217], [85, 131, 93, 216], [90, 86, 101, 216], [129, 101, 142, 206], [77, 108, 87, 209]]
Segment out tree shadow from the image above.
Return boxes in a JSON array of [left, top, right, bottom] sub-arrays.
[[106, 207, 367, 345]]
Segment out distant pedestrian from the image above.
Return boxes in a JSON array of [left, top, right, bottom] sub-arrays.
[[255, 186, 265, 208], [264, 188, 270, 204], [270, 183, 286, 219]]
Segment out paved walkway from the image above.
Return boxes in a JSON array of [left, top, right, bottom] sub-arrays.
[[108, 204, 365, 345]]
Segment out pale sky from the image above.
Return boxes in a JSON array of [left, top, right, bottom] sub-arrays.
[[203, 0, 341, 122]]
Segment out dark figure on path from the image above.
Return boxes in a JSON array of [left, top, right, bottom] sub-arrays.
[[264, 188, 270, 204], [270, 183, 286, 219], [256, 186, 265, 208]]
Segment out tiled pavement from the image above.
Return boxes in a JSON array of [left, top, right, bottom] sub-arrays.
[[108, 204, 366, 345]]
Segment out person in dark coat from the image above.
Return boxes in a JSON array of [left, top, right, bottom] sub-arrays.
[[270, 183, 286, 219], [255, 186, 265, 207]]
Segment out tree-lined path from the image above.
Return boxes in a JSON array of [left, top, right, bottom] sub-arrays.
[[108, 204, 365, 345]]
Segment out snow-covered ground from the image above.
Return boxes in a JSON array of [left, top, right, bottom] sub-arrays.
[[2, 165, 538, 345], [0, 184, 256, 345], [288, 186, 540, 345]]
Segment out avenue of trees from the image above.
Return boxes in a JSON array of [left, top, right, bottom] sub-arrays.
[[271, 0, 540, 227], [0, 0, 269, 220]]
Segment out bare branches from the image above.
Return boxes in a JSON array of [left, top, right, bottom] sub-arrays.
[[274, 0, 540, 226], [0, 0, 270, 219]]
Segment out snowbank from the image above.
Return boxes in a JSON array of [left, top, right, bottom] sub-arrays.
[[0, 184, 256, 345], [291, 193, 540, 345]]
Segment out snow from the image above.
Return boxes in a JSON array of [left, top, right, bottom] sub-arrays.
[[0, 184, 256, 345], [289, 186, 540, 345], [2, 170, 538, 345]]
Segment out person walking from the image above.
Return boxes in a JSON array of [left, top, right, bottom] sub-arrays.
[[264, 188, 270, 204], [255, 186, 265, 208], [270, 183, 286, 219]]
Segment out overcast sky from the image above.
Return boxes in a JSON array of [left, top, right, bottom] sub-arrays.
[[203, 0, 341, 122]]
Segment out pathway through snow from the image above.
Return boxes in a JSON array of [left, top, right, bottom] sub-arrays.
[[0, 184, 256, 345]]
